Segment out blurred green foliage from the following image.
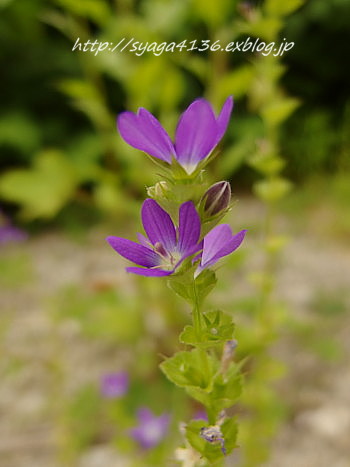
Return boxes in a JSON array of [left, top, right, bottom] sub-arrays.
[[0, 0, 349, 221], [1, 0, 349, 466]]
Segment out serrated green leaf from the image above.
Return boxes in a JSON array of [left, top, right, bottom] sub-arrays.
[[160, 349, 218, 403], [167, 276, 193, 303], [211, 365, 243, 412]]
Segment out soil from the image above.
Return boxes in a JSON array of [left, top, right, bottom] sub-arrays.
[[1, 199, 349, 467]]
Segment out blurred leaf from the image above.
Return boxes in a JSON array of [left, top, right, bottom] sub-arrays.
[[58, 79, 111, 129], [127, 58, 183, 111], [0, 253, 33, 287], [261, 97, 300, 126], [249, 153, 285, 176], [67, 134, 103, 181], [254, 177, 293, 202], [0, 150, 77, 218], [93, 179, 126, 214], [63, 385, 101, 455], [217, 66, 255, 100], [142, 0, 188, 36], [243, 17, 283, 42], [54, 287, 143, 343], [264, 0, 304, 17], [191, 0, 234, 28], [0, 0, 15, 7], [52, 0, 110, 25], [0, 111, 40, 156], [264, 235, 290, 253]]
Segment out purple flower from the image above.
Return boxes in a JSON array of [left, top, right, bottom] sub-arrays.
[[130, 407, 170, 449], [106, 199, 201, 277], [117, 96, 233, 174], [100, 372, 129, 398], [195, 225, 246, 277], [0, 225, 27, 245], [193, 409, 208, 421]]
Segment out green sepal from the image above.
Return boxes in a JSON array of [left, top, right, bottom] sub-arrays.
[[185, 417, 238, 462], [180, 310, 234, 348]]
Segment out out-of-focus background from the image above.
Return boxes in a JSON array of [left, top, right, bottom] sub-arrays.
[[0, 0, 349, 466]]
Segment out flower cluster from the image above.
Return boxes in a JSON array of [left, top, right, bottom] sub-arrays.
[[106, 97, 246, 461], [107, 97, 246, 278]]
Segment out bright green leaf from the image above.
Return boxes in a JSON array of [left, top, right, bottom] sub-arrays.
[[160, 349, 218, 394]]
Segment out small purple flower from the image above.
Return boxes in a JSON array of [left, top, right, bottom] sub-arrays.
[[195, 225, 246, 277], [106, 199, 201, 277], [117, 96, 233, 174], [100, 372, 129, 398], [0, 210, 27, 245], [193, 409, 208, 421], [0, 225, 27, 245], [130, 407, 170, 449]]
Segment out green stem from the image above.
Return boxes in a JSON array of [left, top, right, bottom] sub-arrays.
[[192, 279, 202, 337]]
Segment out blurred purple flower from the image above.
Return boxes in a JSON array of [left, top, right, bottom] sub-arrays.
[[130, 407, 170, 449], [107, 199, 201, 277], [195, 225, 246, 277], [117, 96, 233, 174], [193, 409, 208, 421], [100, 372, 129, 398], [0, 210, 28, 246]]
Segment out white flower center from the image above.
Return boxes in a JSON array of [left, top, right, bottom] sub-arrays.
[[153, 242, 181, 270]]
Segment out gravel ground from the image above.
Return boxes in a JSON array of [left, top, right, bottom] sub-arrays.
[[1, 200, 349, 467]]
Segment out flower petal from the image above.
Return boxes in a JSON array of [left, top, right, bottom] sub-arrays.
[[201, 224, 233, 266], [117, 109, 174, 163], [137, 408, 155, 423], [213, 229, 246, 260], [137, 232, 151, 248], [126, 266, 173, 277], [141, 199, 176, 251], [215, 96, 233, 143], [177, 201, 201, 254], [175, 99, 218, 170], [201, 227, 246, 269], [106, 236, 160, 268]]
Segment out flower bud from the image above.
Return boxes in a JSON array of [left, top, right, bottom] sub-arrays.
[[201, 181, 231, 217], [146, 181, 169, 199]]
